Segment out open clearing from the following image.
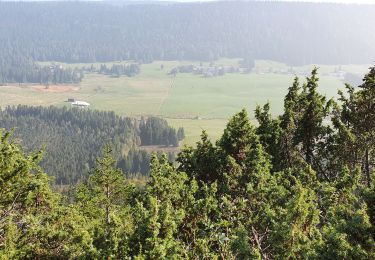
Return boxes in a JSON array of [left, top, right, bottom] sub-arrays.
[[166, 118, 229, 146], [1, 59, 370, 145]]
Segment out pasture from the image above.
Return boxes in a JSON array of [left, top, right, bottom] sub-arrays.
[[0, 59, 370, 145]]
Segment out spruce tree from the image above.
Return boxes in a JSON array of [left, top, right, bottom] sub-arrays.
[[0, 130, 91, 258], [75, 146, 134, 258], [334, 66, 375, 186]]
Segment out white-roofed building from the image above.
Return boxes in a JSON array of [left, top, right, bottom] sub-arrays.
[[71, 101, 90, 108]]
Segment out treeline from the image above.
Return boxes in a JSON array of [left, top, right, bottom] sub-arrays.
[[169, 63, 251, 78], [1, 66, 375, 258], [139, 117, 185, 147], [0, 54, 83, 84], [117, 149, 176, 178], [0, 106, 184, 184], [98, 63, 140, 77], [0, 106, 137, 184], [0, 2, 374, 65]]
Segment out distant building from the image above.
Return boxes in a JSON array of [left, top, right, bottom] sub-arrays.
[[71, 101, 90, 108], [68, 98, 75, 102]]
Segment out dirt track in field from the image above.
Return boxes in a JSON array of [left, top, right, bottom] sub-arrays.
[[31, 85, 80, 93]]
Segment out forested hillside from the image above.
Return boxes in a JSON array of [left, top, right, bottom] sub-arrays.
[[0, 106, 183, 184], [140, 117, 185, 147], [98, 63, 140, 77], [0, 66, 374, 258], [0, 1, 374, 65], [0, 53, 84, 84]]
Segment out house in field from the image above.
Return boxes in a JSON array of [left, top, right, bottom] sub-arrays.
[[67, 98, 75, 102], [71, 100, 90, 108]]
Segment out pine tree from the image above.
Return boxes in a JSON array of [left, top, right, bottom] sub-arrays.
[[280, 69, 334, 181], [334, 66, 375, 186], [279, 77, 302, 168], [177, 127, 185, 141], [219, 109, 254, 162], [130, 155, 188, 258], [0, 130, 91, 258], [75, 146, 134, 258], [177, 131, 224, 185], [318, 167, 375, 258], [255, 102, 283, 171]]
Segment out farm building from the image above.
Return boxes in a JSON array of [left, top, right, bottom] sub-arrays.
[[71, 101, 90, 108]]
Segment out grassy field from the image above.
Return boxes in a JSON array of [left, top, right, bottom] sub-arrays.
[[167, 118, 229, 146], [0, 59, 370, 145]]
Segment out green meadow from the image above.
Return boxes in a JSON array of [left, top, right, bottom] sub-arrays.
[[0, 60, 370, 145]]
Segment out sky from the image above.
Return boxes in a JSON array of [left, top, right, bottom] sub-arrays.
[[7, 0, 375, 4], [166, 0, 375, 3], [271, 0, 375, 3]]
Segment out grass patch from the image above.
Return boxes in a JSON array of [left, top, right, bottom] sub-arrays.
[[166, 118, 228, 146]]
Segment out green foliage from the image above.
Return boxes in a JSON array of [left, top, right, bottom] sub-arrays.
[[0, 130, 91, 258], [0, 105, 138, 184], [295, 68, 333, 167], [130, 155, 191, 258], [99, 63, 140, 77], [0, 2, 374, 65], [255, 102, 283, 171], [0, 106, 183, 184], [75, 146, 135, 258], [1, 67, 375, 258], [334, 67, 375, 186], [317, 168, 375, 258], [0, 54, 84, 84], [139, 117, 182, 147]]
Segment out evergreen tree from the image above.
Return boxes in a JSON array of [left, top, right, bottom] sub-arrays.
[[255, 102, 283, 171], [1, 67, 375, 258], [334, 66, 375, 186], [278, 77, 303, 169], [130, 155, 188, 258], [318, 167, 375, 258], [177, 127, 185, 141], [295, 68, 333, 167], [0, 130, 91, 258], [75, 146, 135, 258]]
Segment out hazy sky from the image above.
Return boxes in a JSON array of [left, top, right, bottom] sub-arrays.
[[272, 0, 375, 3], [171, 0, 375, 3]]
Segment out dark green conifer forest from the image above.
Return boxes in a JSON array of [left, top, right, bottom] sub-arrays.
[[0, 1, 375, 84], [0, 53, 84, 84], [0, 106, 182, 184], [1, 67, 374, 258]]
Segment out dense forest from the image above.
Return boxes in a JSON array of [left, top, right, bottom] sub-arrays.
[[98, 63, 140, 77], [0, 66, 374, 258], [0, 1, 374, 65], [140, 117, 185, 147], [0, 53, 83, 84], [0, 106, 183, 184]]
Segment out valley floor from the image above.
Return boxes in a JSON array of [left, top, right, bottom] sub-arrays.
[[1, 59, 370, 145]]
